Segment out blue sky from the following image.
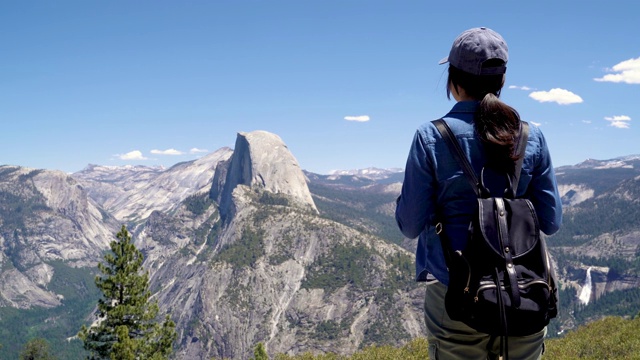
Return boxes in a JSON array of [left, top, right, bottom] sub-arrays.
[[1, 1, 639, 174]]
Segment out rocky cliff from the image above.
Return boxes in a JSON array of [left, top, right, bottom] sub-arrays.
[[212, 131, 317, 220], [0, 166, 118, 309]]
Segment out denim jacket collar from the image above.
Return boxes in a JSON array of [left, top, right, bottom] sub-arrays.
[[448, 101, 479, 114]]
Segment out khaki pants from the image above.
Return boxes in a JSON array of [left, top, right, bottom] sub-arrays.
[[424, 281, 546, 360]]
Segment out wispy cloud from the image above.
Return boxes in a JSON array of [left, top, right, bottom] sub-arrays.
[[530, 121, 542, 127], [344, 115, 370, 122], [604, 115, 631, 129], [529, 88, 583, 105], [117, 150, 147, 160], [582, 120, 592, 124], [509, 85, 533, 91], [150, 149, 184, 155], [190, 148, 209, 154], [594, 57, 640, 84]]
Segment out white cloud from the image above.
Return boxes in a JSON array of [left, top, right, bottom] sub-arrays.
[[582, 120, 592, 124], [509, 85, 533, 91], [190, 148, 209, 154], [528, 88, 583, 105], [117, 150, 147, 160], [604, 115, 631, 129], [150, 149, 184, 155], [594, 57, 640, 84], [530, 121, 542, 127], [605, 115, 631, 121], [344, 115, 370, 122]]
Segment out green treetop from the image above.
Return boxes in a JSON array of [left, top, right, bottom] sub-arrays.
[[19, 338, 56, 360], [78, 225, 177, 360]]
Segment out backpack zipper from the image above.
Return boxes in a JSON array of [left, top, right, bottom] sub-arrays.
[[455, 250, 471, 293], [544, 243, 553, 291], [474, 280, 550, 302], [475, 283, 496, 302]]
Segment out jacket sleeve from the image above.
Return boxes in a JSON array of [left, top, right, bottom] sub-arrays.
[[529, 131, 563, 235], [395, 130, 436, 239]]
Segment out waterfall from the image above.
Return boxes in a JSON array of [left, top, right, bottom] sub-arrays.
[[578, 267, 593, 305]]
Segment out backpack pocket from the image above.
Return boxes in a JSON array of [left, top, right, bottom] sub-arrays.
[[463, 276, 553, 336]]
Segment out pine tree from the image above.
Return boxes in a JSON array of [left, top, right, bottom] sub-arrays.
[[78, 225, 177, 359], [251, 343, 269, 360], [19, 338, 56, 360]]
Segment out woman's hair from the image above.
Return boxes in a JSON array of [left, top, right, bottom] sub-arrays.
[[447, 59, 522, 171]]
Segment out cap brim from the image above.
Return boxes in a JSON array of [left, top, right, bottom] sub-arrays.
[[479, 65, 507, 75], [438, 56, 449, 65]]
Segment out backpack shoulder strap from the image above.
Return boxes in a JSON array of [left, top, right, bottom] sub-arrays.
[[433, 119, 530, 199], [432, 119, 482, 197]]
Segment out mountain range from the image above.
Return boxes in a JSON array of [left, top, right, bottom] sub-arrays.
[[1, 132, 639, 359]]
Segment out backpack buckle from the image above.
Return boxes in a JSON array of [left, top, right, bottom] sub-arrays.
[[435, 222, 443, 235]]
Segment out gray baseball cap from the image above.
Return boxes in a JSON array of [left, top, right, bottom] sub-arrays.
[[439, 27, 508, 76]]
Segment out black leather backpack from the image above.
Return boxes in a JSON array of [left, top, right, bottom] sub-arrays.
[[433, 119, 558, 358]]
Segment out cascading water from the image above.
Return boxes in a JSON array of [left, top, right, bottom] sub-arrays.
[[578, 267, 593, 305]]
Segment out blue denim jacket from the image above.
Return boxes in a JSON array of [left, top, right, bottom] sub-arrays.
[[395, 101, 562, 285]]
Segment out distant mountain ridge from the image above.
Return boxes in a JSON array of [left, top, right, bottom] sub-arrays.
[[328, 167, 403, 179], [563, 154, 640, 170], [555, 154, 640, 204], [73, 148, 233, 224]]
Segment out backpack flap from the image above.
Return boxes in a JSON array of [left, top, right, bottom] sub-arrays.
[[476, 197, 540, 259]]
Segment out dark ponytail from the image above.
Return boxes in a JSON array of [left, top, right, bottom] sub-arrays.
[[477, 92, 521, 169], [447, 60, 521, 172]]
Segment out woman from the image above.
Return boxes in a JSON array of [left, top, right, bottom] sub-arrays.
[[395, 27, 562, 359]]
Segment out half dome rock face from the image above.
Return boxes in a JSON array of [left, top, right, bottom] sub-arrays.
[[216, 130, 317, 217]]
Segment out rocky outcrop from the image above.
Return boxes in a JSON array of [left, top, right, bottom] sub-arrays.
[[0, 167, 117, 265], [0, 268, 61, 308], [558, 184, 594, 206], [212, 131, 317, 219]]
